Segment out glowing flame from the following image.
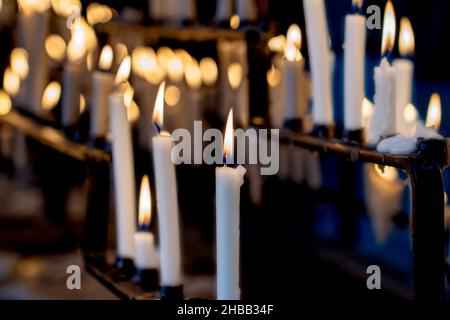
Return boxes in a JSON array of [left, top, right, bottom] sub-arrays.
[[174, 49, 193, 66], [287, 24, 301, 49], [18, 0, 50, 14], [223, 108, 234, 163], [167, 56, 184, 83], [132, 46, 156, 77], [267, 64, 281, 87], [138, 175, 152, 227], [3, 68, 20, 96], [268, 35, 286, 53], [86, 2, 113, 26], [399, 17, 415, 57], [0, 90, 12, 116], [284, 42, 302, 62], [51, 0, 80, 17], [115, 56, 131, 85], [426, 93, 442, 132], [403, 103, 418, 123], [230, 14, 240, 30], [80, 94, 86, 114], [362, 98, 374, 119], [114, 43, 128, 67], [41, 81, 61, 110], [67, 22, 86, 63], [374, 165, 398, 182], [227, 63, 243, 90], [381, 0, 396, 56], [123, 85, 134, 109], [98, 45, 113, 71], [10, 48, 29, 80], [199, 57, 218, 86], [157, 47, 175, 72], [45, 35, 66, 62], [165, 85, 181, 107], [152, 81, 165, 129], [144, 63, 166, 85], [185, 59, 202, 90]]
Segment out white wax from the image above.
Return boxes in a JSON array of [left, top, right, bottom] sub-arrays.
[[344, 14, 366, 130], [178, 0, 196, 21], [370, 58, 397, 143], [236, 0, 257, 22], [134, 78, 159, 149], [393, 59, 414, 135], [149, 0, 163, 20], [62, 63, 82, 127], [109, 94, 137, 259], [152, 133, 182, 286], [134, 232, 158, 269], [283, 59, 307, 121], [303, 0, 333, 125], [216, 0, 233, 22], [91, 71, 114, 138], [216, 165, 246, 300], [376, 134, 417, 155]]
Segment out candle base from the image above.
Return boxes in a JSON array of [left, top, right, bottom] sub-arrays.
[[160, 285, 184, 301], [342, 129, 365, 145], [133, 268, 159, 291], [312, 125, 334, 139], [284, 119, 303, 133], [113, 257, 136, 280]]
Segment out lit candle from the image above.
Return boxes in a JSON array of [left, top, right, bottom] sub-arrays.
[[152, 82, 183, 288], [216, 109, 246, 300], [344, 0, 366, 131], [303, 0, 334, 126], [109, 56, 137, 263], [425, 93, 442, 133], [394, 17, 415, 136], [91, 45, 114, 140], [369, 0, 397, 144]]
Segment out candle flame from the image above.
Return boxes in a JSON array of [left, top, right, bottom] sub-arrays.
[[284, 42, 302, 62], [268, 35, 286, 53], [67, 22, 87, 63], [80, 94, 86, 114], [138, 175, 152, 227], [18, 0, 50, 14], [287, 24, 302, 49], [403, 103, 418, 123], [167, 56, 184, 83], [123, 85, 134, 109], [86, 2, 113, 26], [267, 64, 281, 87], [175, 49, 193, 66], [98, 45, 113, 71], [426, 93, 442, 132], [165, 85, 181, 107], [399, 17, 415, 57], [0, 90, 12, 116], [185, 59, 202, 90], [45, 35, 66, 62], [374, 165, 398, 181], [3, 68, 20, 96], [51, 0, 80, 17], [352, 0, 363, 10], [10, 48, 29, 80], [152, 81, 165, 130], [381, 0, 396, 57], [115, 56, 131, 85], [156, 46, 175, 72], [127, 101, 140, 123], [223, 108, 234, 163], [132, 46, 156, 77], [227, 63, 243, 90], [114, 43, 129, 67], [41, 81, 61, 110], [230, 14, 240, 30], [199, 57, 218, 86]]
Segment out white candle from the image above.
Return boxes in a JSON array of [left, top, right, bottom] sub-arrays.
[[91, 45, 114, 139], [227, 61, 249, 128], [134, 175, 158, 270], [303, 0, 333, 125], [369, 1, 397, 143], [110, 56, 137, 260], [216, 0, 233, 22], [236, 0, 257, 22], [344, 4, 366, 131], [216, 109, 246, 300], [148, 0, 163, 20], [152, 82, 182, 287], [394, 18, 415, 136]]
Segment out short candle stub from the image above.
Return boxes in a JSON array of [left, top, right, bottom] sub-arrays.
[[113, 257, 136, 280], [342, 129, 365, 145], [133, 268, 159, 291], [160, 285, 184, 301], [312, 124, 334, 139]]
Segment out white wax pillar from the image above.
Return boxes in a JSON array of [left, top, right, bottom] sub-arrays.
[[178, 0, 196, 21], [283, 59, 307, 121], [62, 63, 82, 127], [216, 0, 233, 22], [216, 165, 246, 300], [344, 13, 366, 131], [370, 58, 397, 143], [393, 59, 414, 135], [303, 0, 334, 125], [110, 94, 137, 259], [236, 0, 257, 22], [134, 232, 158, 269], [149, 0, 163, 20], [91, 71, 114, 138], [152, 133, 182, 286]]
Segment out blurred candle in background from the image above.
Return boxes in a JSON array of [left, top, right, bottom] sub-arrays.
[[41, 81, 61, 111], [236, 0, 257, 24]]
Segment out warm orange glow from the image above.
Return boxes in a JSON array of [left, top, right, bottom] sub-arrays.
[[3, 68, 20, 96], [167, 56, 184, 83], [399, 17, 415, 57], [0, 90, 12, 116], [18, 0, 50, 14], [199, 57, 218, 86], [152, 81, 165, 129], [132, 46, 156, 77], [227, 63, 243, 90], [267, 64, 281, 87], [352, 0, 363, 10], [230, 14, 240, 30], [80, 94, 86, 113], [403, 103, 418, 123], [41, 81, 61, 110], [185, 59, 202, 90], [138, 175, 152, 227], [51, 0, 80, 17], [174, 49, 193, 66], [127, 100, 140, 123], [144, 64, 166, 85], [374, 165, 398, 182], [123, 85, 134, 109], [224, 108, 234, 163], [10, 48, 29, 80], [86, 2, 113, 25], [98, 45, 113, 71], [165, 85, 181, 107], [45, 35, 66, 62], [157, 46, 175, 72], [426, 93, 442, 132], [114, 43, 128, 67], [67, 22, 86, 63], [287, 24, 301, 49], [268, 35, 286, 53], [114, 55, 131, 85], [381, 0, 396, 56], [362, 98, 374, 120], [284, 42, 302, 62]]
